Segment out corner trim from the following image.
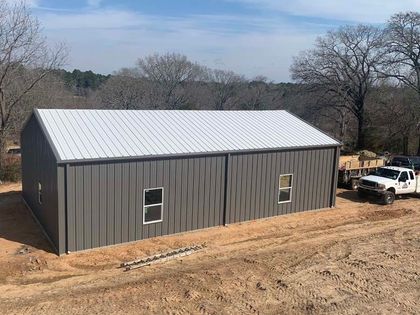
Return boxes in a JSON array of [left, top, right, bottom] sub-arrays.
[[64, 164, 69, 254], [21, 195, 60, 256], [330, 147, 340, 207], [222, 153, 231, 225]]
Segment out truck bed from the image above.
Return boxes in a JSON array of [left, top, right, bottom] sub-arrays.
[[340, 158, 384, 170], [416, 175, 420, 193]]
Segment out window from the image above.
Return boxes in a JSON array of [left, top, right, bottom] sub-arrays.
[[409, 171, 415, 180], [143, 187, 163, 224], [375, 168, 400, 180], [38, 182, 43, 204], [399, 172, 409, 182], [278, 174, 293, 203]]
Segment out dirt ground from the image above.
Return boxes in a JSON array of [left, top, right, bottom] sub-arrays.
[[0, 183, 419, 315]]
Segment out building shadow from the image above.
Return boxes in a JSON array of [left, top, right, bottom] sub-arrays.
[[336, 190, 380, 204], [0, 190, 53, 254]]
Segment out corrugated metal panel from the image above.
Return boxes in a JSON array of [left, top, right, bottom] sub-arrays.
[[36, 109, 340, 162], [21, 115, 64, 253], [66, 155, 226, 252], [226, 147, 337, 224], [63, 145, 338, 252]]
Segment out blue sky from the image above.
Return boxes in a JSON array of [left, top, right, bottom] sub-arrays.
[[30, 0, 420, 82]]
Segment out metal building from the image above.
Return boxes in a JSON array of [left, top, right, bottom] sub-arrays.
[[21, 109, 340, 254]]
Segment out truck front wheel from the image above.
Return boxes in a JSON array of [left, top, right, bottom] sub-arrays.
[[382, 191, 395, 205], [351, 179, 359, 190]]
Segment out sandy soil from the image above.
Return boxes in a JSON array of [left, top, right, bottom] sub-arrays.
[[0, 182, 419, 314]]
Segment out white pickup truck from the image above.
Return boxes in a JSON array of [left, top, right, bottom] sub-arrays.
[[358, 166, 420, 205]]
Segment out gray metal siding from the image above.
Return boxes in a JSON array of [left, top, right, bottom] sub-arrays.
[[226, 147, 337, 224], [64, 146, 337, 253], [21, 115, 63, 253], [66, 155, 226, 252]]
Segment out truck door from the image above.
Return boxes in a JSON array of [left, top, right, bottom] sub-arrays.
[[397, 171, 416, 194], [406, 171, 417, 193]]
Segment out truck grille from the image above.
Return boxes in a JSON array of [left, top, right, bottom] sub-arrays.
[[361, 180, 377, 188]]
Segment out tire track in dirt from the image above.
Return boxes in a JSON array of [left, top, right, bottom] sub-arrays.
[[0, 189, 419, 314]]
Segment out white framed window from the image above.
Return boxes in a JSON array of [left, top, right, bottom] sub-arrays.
[[143, 187, 163, 224], [278, 174, 293, 204], [38, 182, 43, 204]]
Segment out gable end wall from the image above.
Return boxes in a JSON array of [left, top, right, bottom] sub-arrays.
[[21, 114, 64, 253]]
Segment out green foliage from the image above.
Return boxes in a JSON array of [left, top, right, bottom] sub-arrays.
[[53, 69, 110, 94]]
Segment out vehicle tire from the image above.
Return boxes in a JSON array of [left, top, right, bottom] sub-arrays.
[[351, 179, 359, 190], [342, 173, 349, 184], [381, 191, 395, 205]]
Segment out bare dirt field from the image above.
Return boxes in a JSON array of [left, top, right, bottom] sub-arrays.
[[0, 183, 419, 314]]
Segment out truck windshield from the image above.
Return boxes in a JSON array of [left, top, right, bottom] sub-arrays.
[[374, 168, 400, 180]]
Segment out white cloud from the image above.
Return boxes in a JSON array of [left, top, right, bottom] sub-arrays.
[[32, 1, 420, 82], [43, 0, 419, 81], [86, 0, 102, 9], [5, 0, 39, 7], [231, 0, 420, 23], [37, 8, 325, 81], [40, 9, 148, 29]]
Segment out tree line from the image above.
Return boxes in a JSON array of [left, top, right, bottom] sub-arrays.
[[0, 0, 419, 180], [291, 12, 420, 154], [94, 55, 285, 111], [53, 69, 110, 95]]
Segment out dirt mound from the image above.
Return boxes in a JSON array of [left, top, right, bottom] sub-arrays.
[[362, 208, 414, 221]]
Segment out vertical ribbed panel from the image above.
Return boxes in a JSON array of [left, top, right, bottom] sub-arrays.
[[21, 115, 63, 252], [64, 147, 338, 252], [66, 155, 226, 252], [226, 147, 337, 224]]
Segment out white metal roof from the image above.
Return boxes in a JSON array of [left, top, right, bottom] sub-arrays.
[[35, 109, 340, 162]]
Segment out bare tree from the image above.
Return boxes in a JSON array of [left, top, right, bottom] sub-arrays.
[[382, 12, 420, 154], [368, 85, 418, 154], [207, 69, 244, 110], [96, 69, 147, 110], [0, 0, 67, 173], [238, 76, 282, 110], [136, 53, 204, 109], [290, 25, 385, 149], [0, 72, 72, 142], [310, 96, 353, 142]]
